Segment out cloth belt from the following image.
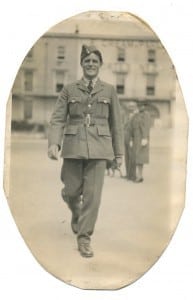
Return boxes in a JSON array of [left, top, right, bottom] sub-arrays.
[[69, 115, 108, 127]]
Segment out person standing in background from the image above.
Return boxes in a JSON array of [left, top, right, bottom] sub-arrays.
[[47, 44, 123, 258], [131, 103, 151, 183], [124, 101, 138, 181]]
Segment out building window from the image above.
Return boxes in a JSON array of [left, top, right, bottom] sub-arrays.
[[24, 100, 33, 119], [57, 46, 65, 60], [116, 74, 125, 94], [148, 49, 156, 63], [24, 70, 33, 92], [146, 86, 155, 95], [55, 70, 65, 92], [146, 74, 155, 95], [117, 48, 125, 62]]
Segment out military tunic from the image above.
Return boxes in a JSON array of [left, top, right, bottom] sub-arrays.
[[48, 79, 123, 159]]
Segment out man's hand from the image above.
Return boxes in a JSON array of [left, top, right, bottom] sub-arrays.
[[141, 138, 148, 146], [48, 144, 59, 160], [115, 157, 122, 169], [129, 140, 133, 148]]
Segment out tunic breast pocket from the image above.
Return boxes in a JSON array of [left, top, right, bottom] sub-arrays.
[[96, 97, 111, 118], [68, 96, 82, 116]]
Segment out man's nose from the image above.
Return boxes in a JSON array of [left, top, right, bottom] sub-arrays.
[[88, 60, 95, 65]]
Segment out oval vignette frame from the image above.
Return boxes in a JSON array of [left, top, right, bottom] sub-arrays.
[[4, 10, 188, 290]]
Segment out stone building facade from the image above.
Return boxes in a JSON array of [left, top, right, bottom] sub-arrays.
[[12, 28, 176, 130]]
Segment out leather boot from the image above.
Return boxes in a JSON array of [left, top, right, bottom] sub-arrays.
[[78, 242, 94, 258]]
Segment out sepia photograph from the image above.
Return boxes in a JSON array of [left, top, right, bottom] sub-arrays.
[[4, 10, 188, 290]]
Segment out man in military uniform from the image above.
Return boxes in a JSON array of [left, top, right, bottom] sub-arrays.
[[48, 45, 123, 258]]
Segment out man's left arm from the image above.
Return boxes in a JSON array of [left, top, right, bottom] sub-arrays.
[[109, 86, 124, 166]]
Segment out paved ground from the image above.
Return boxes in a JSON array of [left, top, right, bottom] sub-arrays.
[[6, 128, 185, 290]]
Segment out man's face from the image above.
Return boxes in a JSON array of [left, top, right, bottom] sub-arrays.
[[81, 53, 101, 79]]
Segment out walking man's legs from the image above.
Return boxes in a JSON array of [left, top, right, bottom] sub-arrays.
[[61, 158, 106, 257], [61, 159, 83, 234]]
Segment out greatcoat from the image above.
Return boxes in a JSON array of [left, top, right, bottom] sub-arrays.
[[131, 110, 151, 164], [124, 114, 136, 179], [48, 79, 124, 159]]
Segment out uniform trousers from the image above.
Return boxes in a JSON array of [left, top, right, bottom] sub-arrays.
[[61, 159, 106, 244]]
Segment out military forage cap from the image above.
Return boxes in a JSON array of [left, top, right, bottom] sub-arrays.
[[80, 44, 103, 64]]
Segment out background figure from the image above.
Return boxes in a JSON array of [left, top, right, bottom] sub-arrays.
[[124, 101, 138, 181], [131, 103, 151, 183]]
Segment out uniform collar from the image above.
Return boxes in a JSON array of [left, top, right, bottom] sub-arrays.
[[76, 78, 104, 94], [82, 77, 99, 87]]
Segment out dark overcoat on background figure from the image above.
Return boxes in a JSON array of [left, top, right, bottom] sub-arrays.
[[48, 78, 123, 159], [124, 115, 136, 179], [131, 110, 151, 164]]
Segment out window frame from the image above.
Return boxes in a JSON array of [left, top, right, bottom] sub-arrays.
[[24, 100, 33, 120], [55, 70, 65, 93], [146, 74, 156, 96], [23, 69, 34, 92], [117, 48, 125, 62], [147, 49, 156, 63], [116, 73, 125, 94], [57, 45, 66, 61]]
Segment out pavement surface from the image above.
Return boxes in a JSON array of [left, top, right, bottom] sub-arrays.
[[5, 128, 185, 290]]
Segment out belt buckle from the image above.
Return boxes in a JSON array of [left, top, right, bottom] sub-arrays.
[[85, 114, 91, 127]]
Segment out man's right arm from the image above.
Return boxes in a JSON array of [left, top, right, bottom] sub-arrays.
[[48, 144, 60, 160], [48, 87, 68, 159]]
